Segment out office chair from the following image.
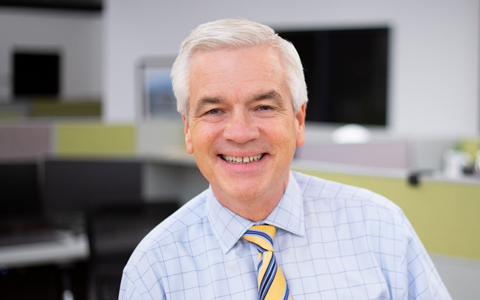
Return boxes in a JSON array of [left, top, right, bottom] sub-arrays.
[[87, 201, 179, 300]]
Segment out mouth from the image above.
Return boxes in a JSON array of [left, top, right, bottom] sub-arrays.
[[220, 154, 265, 164]]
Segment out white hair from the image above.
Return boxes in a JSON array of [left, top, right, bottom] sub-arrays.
[[171, 19, 308, 119]]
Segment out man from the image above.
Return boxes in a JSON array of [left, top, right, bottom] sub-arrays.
[[119, 19, 450, 299]]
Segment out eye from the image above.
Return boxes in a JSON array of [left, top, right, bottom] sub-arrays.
[[206, 108, 221, 115], [257, 105, 273, 111]]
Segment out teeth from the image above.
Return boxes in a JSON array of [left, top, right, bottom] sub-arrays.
[[222, 154, 263, 164]]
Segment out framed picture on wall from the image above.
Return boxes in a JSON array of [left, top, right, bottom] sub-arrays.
[[137, 56, 177, 120]]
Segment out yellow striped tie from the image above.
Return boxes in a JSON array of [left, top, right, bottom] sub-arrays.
[[243, 225, 292, 300]]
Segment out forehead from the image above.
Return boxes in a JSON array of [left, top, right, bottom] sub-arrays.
[[188, 46, 287, 98], [190, 45, 283, 68]]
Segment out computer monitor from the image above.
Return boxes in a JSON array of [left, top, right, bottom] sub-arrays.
[[12, 51, 61, 98], [277, 27, 389, 126]]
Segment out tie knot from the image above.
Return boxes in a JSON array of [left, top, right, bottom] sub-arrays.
[[243, 224, 276, 252]]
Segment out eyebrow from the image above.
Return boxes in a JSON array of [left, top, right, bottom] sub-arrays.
[[193, 97, 222, 116], [252, 90, 284, 107]]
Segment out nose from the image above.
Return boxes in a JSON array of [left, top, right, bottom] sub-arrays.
[[223, 110, 259, 144]]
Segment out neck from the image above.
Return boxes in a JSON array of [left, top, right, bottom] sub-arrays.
[[211, 175, 289, 222]]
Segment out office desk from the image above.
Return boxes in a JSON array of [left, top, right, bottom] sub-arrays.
[[0, 232, 89, 300], [0, 233, 89, 269]]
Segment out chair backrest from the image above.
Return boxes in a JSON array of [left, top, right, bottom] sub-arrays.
[[0, 161, 41, 217], [43, 159, 143, 213], [87, 201, 180, 262]]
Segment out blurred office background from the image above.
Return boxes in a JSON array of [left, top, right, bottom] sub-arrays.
[[0, 0, 479, 299]]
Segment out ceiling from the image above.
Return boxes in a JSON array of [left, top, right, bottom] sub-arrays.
[[0, 0, 102, 12]]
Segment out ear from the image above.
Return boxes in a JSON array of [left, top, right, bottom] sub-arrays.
[[182, 115, 194, 154], [295, 103, 306, 147]]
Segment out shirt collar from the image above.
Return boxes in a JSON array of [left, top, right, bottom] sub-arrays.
[[206, 171, 306, 254]]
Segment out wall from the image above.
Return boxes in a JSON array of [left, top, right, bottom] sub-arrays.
[[0, 7, 103, 101], [103, 0, 479, 138]]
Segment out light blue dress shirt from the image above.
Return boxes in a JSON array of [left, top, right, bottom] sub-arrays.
[[119, 171, 451, 300]]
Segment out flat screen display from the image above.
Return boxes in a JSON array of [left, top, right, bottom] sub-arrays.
[[277, 28, 389, 126], [13, 51, 60, 98]]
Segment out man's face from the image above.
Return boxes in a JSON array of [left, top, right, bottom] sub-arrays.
[[183, 46, 305, 208]]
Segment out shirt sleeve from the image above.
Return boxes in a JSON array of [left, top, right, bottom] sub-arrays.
[[398, 213, 451, 300]]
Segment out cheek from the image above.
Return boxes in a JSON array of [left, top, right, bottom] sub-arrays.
[[190, 124, 221, 150], [261, 121, 297, 152], [273, 118, 299, 140]]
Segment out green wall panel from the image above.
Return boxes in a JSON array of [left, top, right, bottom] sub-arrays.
[[56, 123, 136, 157]]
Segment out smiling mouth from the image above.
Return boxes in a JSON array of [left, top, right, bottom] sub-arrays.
[[221, 154, 265, 164]]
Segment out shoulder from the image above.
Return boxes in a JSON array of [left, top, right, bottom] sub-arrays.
[[292, 171, 403, 216], [124, 189, 210, 270], [120, 190, 212, 299], [291, 172, 451, 299]]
